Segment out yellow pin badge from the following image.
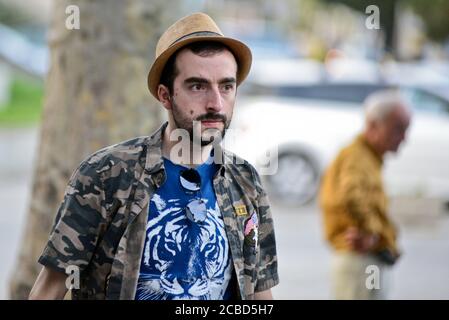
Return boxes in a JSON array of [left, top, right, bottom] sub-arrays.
[[234, 205, 248, 216]]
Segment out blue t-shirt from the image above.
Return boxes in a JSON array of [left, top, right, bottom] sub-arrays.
[[135, 156, 233, 300]]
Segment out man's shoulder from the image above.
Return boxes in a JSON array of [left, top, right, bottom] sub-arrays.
[[337, 137, 366, 161], [223, 149, 257, 172], [222, 149, 263, 190], [79, 136, 151, 175], [329, 136, 379, 178]]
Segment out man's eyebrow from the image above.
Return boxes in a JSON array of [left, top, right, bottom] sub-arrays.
[[219, 77, 237, 84], [184, 77, 210, 84], [183, 77, 237, 85]]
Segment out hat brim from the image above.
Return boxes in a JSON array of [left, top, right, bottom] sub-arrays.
[[147, 35, 252, 100]]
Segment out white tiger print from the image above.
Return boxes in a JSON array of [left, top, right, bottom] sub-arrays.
[[136, 195, 232, 300]]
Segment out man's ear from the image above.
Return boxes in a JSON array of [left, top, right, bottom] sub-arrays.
[[157, 84, 172, 110]]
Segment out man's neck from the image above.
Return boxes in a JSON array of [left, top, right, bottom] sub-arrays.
[[162, 123, 213, 168], [362, 131, 385, 160]]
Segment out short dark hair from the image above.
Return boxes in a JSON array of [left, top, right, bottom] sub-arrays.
[[159, 41, 235, 94]]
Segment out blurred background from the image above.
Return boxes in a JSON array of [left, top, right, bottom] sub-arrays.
[[1, 0, 448, 299]]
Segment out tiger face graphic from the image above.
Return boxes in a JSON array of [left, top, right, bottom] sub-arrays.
[[136, 194, 232, 300]]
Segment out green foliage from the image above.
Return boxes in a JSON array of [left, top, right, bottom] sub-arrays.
[[0, 77, 44, 127], [322, 0, 449, 43], [0, 2, 31, 27], [406, 0, 449, 42]]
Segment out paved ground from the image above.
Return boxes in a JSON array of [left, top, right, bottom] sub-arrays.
[[0, 127, 39, 299], [1, 127, 448, 299], [270, 200, 449, 299]]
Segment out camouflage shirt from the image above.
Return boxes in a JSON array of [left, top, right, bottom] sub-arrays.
[[39, 122, 279, 300]]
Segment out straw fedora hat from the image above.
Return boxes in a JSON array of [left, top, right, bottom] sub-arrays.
[[147, 12, 252, 100]]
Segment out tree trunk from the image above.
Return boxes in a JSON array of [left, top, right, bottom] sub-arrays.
[[9, 0, 181, 299]]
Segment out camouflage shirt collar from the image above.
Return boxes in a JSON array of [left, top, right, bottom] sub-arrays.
[[144, 122, 230, 185], [144, 122, 167, 173]]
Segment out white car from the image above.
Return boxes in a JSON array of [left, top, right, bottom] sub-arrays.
[[227, 82, 449, 206]]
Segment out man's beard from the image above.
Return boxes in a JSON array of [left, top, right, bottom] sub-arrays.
[[171, 98, 231, 146]]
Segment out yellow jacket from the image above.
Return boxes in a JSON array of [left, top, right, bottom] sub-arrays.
[[319, 134, 398, 255]]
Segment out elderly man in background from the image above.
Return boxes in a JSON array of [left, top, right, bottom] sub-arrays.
[[319, 89, 412, 300]]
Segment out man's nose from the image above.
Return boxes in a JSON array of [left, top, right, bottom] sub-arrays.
[[205, 86, 223, 112]]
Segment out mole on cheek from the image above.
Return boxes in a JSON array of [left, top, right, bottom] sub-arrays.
[[190, 110, 194, 115]]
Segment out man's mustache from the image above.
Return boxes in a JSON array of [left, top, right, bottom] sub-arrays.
[[196, 113, 227, 123]]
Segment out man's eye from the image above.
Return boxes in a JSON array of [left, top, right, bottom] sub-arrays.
[[222, 84, 235, 91], [191, 84, 204, 91]]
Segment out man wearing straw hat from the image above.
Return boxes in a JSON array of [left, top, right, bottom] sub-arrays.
[[29, 13, 278, 300]]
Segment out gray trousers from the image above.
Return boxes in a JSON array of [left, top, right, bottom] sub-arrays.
[[331, 251, 392, 300]]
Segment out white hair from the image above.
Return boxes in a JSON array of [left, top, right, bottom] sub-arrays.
[[364, 89, 410, 123]]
